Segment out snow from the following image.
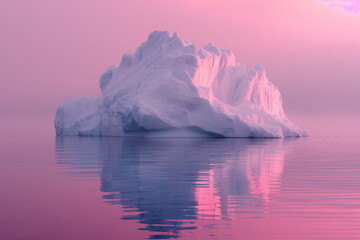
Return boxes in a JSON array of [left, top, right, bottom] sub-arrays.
[[55, 31, 307, 137]]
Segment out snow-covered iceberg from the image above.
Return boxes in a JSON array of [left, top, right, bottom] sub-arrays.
[[55, 31, 306, 137]]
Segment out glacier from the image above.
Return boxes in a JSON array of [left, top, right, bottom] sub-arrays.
[[55, 31, 306, 137]]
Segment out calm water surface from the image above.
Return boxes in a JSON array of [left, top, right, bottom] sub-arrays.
[[1, 135, 360, 240]]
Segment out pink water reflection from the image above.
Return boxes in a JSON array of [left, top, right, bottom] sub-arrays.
[[195, 140, 286, 220], [2, 135, 360, 240]]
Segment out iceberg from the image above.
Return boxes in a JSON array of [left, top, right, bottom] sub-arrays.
[[55, 31, 306, 137]]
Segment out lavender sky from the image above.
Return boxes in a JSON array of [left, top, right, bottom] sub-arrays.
[[0, 0, 359, 136]]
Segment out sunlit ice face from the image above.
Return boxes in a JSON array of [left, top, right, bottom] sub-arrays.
[[315, 0, 360, 14]]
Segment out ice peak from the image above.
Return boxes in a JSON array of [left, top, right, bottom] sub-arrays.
[[146, 30, 184, 46], [253, 63, 265, 72], [147, 30, 171, 42], [247, 63, 267, 81], [203, 43, 220, 55], [131, 31, 190, 63], [172, 32, 179, 39]]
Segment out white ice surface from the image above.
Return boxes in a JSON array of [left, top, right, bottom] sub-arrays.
[[55, 31, 306, 137]]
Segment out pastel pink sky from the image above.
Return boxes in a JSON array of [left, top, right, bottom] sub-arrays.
[[0, 0, 359, 136]]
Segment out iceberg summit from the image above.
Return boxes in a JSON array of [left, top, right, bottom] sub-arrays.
[[55, 31, 306, 137]]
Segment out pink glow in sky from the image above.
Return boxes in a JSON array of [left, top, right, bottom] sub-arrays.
[[0, 0, 359, 136], [316, 0, 360, 14]]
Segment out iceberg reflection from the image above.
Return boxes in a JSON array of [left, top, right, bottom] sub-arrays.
[[55, 137, 294, 239]]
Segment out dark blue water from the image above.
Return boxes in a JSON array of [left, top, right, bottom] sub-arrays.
[[1, 135, 360, 240]]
